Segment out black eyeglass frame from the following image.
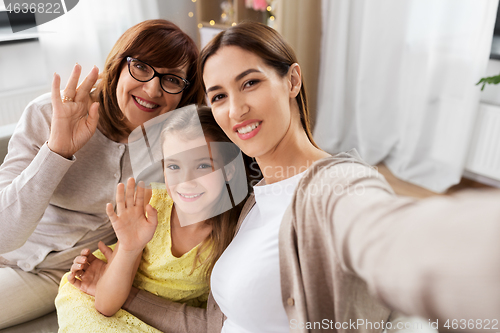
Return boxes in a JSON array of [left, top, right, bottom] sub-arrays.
[[126, 56, 190, 95]]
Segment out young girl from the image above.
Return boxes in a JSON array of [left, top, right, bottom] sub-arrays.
[[55, 106, 250, 332]]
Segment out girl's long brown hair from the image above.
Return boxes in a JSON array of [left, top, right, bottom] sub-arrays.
[[94, 19, 204, 141], [161, 106, 256, 282], [199, 21, 318, 148]]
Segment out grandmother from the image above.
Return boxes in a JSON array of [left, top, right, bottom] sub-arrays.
[[0, 19, 203, 329]]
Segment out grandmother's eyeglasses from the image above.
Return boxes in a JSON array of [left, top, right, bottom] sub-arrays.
[[126, 57, 190, 95]]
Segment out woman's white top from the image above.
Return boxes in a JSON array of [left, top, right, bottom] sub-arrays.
[[211, 171, 306, 333]]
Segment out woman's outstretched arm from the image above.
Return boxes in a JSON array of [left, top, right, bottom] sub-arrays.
[[292, 159, 500, 324], [340, 185, 500, 324]]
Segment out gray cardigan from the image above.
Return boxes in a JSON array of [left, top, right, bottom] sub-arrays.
[[124, 152, 500, 332], [0, 93, 131, 271]]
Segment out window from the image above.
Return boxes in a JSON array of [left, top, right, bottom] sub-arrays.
[[491, 4, 500, 59], [0, 7, 38, 44]]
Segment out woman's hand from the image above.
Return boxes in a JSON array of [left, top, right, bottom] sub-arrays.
[[49, 64, 100, 158], [106, 178, 158, 253], [67, 241, 113, 297]]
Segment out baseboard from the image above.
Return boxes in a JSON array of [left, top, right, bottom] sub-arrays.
[[463, 170, 500, 189]]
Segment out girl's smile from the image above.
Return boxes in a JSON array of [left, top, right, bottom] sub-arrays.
[[162, 134, 228, 225], [177, 191, 204, 202]]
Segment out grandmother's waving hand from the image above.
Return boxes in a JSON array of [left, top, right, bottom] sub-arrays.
[[49, 64, 100, 158]]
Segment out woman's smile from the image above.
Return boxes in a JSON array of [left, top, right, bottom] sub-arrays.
[[132, 95, 160, 112], [116, 62, 187, 131], [233, 120, 262, 140]]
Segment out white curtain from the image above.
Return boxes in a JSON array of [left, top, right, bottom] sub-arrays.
[[314, 0, 498, 192], [37, 0, 160, 84]]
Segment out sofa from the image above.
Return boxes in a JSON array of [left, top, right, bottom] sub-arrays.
[[0, 124, 16, 163], [0, 124, 59, 332]]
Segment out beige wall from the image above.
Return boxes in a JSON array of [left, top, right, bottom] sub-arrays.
[[274, 0, 322, 129]]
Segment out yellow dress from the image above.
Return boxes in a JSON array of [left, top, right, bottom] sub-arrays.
[[55, 184, 210, 333]]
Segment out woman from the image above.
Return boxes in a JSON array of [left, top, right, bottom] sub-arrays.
[[74, 22, 500, 332], [0, 19, 203, 329]]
